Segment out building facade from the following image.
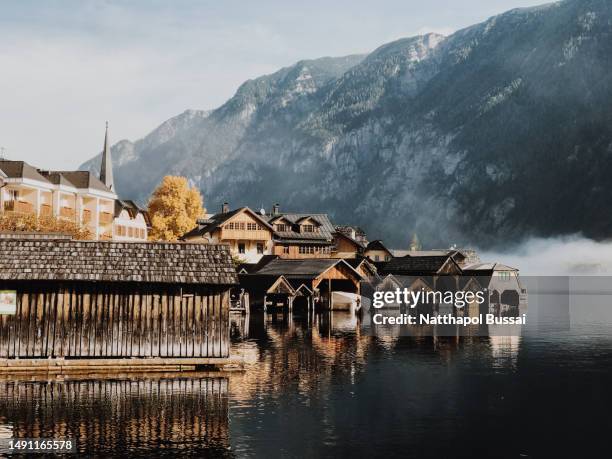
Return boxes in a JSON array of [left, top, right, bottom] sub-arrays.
[[181, 206, 275, 263], [264, 205, 336, 259], [0, 125, 148, 241]]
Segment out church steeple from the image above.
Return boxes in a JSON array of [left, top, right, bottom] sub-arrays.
[[100, 121, 114, 191]]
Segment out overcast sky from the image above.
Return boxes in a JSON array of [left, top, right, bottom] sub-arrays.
[[0, 0, 548, 169]]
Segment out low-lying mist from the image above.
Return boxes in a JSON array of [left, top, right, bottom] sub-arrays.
[[478, 236, 612, 276]]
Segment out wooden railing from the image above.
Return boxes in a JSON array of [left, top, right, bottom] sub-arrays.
[[99, 212, 114, 225], [3, 200, 34, 214], [219, 228, 270, 241]]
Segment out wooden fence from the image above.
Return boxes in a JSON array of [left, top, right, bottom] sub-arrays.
[[0, 281, 230, 359]]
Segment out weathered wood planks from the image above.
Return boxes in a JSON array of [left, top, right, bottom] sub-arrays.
[[0, 281, 230, 359]]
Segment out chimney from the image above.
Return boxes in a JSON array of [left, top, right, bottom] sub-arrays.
[[272, 203, 280, 215], [221, 202, 229, 214]]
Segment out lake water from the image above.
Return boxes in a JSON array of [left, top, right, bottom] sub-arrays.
[[1, 290, 611, 458]]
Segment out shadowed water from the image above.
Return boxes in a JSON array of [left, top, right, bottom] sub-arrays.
[[1, 291, 611, 458]]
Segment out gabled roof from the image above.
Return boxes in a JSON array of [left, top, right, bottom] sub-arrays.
[[0, 239, 237, 285], [255, 258, 362, 281], [295, 215, 322, 225], [345, 257, 377, 275], [294, 283, 314, 295], [237, 263, 257, 274], [268, 215, 292, 224], [366, 240, 392, 253], [334, 230, 367, 249], [115, 200, 151, 226], [381, 255, 459, 276], [51, 171, 113, 193], [263, 212, 335, 243], [0, 160, 51, 184], [238, 274, 296, 296], [181, 207, 274, 240], [462, 263, 518, 273], [38, 170, 74, 187]]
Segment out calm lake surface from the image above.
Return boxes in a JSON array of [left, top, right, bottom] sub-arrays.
[[1, 291, 611, 458]]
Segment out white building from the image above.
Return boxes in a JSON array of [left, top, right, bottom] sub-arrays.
[[0, 124, 149, 241]]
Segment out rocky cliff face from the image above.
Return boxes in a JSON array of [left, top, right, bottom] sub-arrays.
[[82, 0, 612, 248]]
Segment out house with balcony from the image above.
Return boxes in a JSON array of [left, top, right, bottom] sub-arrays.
[[263, 204, 336, 259], [181, 204, 275, 263], [0, 124, 149, 241]]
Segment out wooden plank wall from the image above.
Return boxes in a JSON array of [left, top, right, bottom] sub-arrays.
[[0, 378, 229, 453], [0, 282, 230, 359]]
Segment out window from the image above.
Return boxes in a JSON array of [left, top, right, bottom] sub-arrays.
[[8, 189, 18, 201], [385, 255, 391, 261], [283, 245, 290, 254], [302, 224, 315, 233], [299, 246, 315, 254], [128, 227, 134, 238], [247, 223, 258, 231], [257, 243, 264, 254], [499, 271, 511, 281], [374, 255, 380, 261], [238, 243, 246, 254], [276, 224, 288, 232]]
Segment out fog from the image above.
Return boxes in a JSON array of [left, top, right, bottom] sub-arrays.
[[479, 236, 612, 276]]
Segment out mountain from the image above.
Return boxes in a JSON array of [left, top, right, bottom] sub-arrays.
[[81, 0, 612, 249]]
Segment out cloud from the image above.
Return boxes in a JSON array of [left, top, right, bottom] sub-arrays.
[[480, 236, 612, 276]]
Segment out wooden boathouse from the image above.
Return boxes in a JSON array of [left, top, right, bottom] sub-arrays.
[[0, 237, 237, 370], [241, 258, 363, 310]]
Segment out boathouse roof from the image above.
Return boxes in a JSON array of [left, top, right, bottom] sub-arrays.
[[0, 239, 238, 285], [380, 255, 459, 276], [255, 258, 362, 280]]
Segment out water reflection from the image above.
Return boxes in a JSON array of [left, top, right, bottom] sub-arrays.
[[0, 295, 611, 457], [0, 378, 230, 458]]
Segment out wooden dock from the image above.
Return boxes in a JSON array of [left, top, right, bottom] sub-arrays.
[[0, 356, 244, 375]]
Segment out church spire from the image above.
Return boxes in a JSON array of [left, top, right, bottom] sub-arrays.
[[100, 121, 114, 191]]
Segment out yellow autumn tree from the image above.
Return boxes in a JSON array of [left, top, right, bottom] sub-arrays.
[[147, 176, 204, 241]]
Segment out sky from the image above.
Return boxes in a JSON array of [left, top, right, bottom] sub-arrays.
[[0, 0, 549, 169]]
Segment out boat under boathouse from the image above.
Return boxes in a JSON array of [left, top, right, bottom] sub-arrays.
[[0, 237, 237, 366]]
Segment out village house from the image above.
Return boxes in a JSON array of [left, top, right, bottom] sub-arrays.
[[333, 225, 368, 258], [0, 124, 149, 241], [180, 204, 275, 263], [365, 240, 394, 262], [263, 204, 337, 258]]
